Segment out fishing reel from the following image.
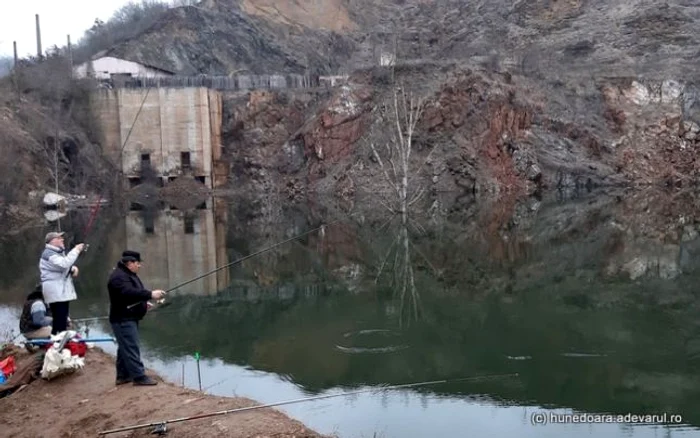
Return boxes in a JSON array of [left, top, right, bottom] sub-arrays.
[[151, 423, 168, 435]]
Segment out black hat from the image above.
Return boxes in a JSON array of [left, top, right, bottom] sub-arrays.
[[27, 283, 44, 301], [121, 250, 142, 263]]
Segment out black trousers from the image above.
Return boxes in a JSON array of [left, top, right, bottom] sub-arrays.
[[49, 301, 70, 335], [111, 320, 146, 381]]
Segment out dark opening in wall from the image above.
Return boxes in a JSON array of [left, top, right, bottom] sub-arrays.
[[128, 177, 141, 188], [144, 216, 155, 234], [181, 152, 191, 170], [184, 216, 194, 234], [195, 176, 206, 185]]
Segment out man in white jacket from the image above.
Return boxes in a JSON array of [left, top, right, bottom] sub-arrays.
[[39, 231, 85, 334]]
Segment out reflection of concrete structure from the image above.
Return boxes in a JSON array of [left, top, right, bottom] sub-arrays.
[[92, 87, 225, 189], [113, 200, 229, 296], [319, 75, 349, 87]]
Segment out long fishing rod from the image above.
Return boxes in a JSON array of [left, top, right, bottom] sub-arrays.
[[98, 372, 519, 435], [63, 200, 102, 279], [167, 220, 336, 295], [58, 87, 152, 276], [73, 219, 338, 323]]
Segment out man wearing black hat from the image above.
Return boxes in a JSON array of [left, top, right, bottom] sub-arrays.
[[108, 250, 166, 386]]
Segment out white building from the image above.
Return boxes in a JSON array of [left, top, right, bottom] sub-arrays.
[[73, 56, 174, 80], [380, 52, 396, 67]]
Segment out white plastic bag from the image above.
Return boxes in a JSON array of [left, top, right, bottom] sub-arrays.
[[40, 330, 85, 380]]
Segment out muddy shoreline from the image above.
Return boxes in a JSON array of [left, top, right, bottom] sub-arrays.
[[0, 347, 323, 438]]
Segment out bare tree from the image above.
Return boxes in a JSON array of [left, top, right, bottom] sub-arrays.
[[367, 84, 429, 215], [0, 145, 23, 218], [72, 1, 172, 64], [12, 49, 108, 197]]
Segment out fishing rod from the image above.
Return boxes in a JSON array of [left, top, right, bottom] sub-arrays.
[[166, 220, 336, 295], [98, 372, 519, 435], [23, 337, 115, 345], [73, 219, 339, 323], [62, 86, 152, 254]]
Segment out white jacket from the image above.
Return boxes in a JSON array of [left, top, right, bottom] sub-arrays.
[[39, 244, 80, 304]]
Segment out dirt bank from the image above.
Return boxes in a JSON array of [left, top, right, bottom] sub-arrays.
[[0, 348, 321, 438]]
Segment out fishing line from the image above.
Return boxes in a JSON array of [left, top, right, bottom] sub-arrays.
[[54, 85, 152, 276], [165, 220, 336, 295], [98, 372, 519, 435], [73, 219, 342, 323]]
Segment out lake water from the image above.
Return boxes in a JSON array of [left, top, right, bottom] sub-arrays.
[[2, 190, 700, 437]]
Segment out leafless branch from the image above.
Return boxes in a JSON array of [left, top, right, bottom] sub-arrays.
[[409, 240, 440, 276], [375, 232, 400, 284], [408, 186, 426, 207]]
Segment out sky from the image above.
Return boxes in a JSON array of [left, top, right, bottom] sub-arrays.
[[0, 0, 133, 58]]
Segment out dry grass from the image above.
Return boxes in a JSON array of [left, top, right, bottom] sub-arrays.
[[0, 318, 18, 347]]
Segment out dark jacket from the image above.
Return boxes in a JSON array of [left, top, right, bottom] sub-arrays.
[[108, 262, 152, 323], [19, 285, 52, 333]]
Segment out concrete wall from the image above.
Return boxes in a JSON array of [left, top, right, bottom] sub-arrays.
[[74, 57, 172, 80], [208, 91, 228, 188], [122, 203, 229, 296], [119, 88, 163, 177], [91, 89, 122, 166], [94, 87, 225, 188]]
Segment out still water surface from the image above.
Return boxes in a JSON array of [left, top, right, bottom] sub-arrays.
[[1, 191, 700, 437]]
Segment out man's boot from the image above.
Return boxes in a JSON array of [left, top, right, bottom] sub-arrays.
[[133, 376, 158, 386]]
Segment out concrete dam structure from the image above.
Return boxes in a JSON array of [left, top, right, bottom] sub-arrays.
[[90, 75, 346, 189], [92, 87, 226, 188]]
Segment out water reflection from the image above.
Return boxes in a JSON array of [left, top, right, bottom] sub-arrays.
[[2, 189, 700, 437], [374, 213, 424, 329], [119, 199, 230, 296]]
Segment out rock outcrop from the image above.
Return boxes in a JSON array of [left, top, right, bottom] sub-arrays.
[[219, 65, 700, 204], [81, 0, 700, 205]]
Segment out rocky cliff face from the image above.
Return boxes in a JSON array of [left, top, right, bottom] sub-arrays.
[[101, 0, 700, 204], [106, 0, 699, 77], [105, 1, 358, 75], [219, 64, 699, 209], [240, 0, 357, 31]]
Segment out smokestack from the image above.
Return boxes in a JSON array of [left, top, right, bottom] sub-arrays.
[[35, 14, 42, 58], [67, 34, 72, 68], [13, 41, 19, 99]]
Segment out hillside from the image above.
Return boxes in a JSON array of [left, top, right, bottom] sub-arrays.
[[0, 55, 115, 233], [2, 0, 699, 226], [240, 0, 357, 31], [92, 0, 700, 203], [111, 0, 696, 79], [102, 1, 359, 75]]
